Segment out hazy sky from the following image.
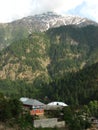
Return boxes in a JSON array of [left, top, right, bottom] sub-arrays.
[[0, 0, 98, 23]]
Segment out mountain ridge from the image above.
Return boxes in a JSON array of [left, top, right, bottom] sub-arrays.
[[0, 12, 97, 50], [10, 12, 98, 32]]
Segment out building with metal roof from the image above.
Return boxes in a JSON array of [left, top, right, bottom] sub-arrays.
[[47, 101, 68, 107], [20, 97, 45, 116]]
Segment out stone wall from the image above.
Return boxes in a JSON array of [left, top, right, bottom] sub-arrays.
[[34, 118, 65, 128]]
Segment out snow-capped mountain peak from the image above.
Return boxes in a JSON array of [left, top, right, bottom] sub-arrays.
[[11, 12, 98, 32]]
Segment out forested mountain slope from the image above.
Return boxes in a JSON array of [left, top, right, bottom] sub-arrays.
[[0, 25, 98, 103], [47, 25, 98, 78], [41, 62, 98, 105], [0, 25, 98, 82]]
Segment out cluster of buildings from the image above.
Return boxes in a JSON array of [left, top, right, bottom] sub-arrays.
[[20, 97, 68, 116], [20, 97, 98, 128], [20, 97, 68, 128]]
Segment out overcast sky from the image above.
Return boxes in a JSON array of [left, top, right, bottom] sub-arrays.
[[0, 0, 98, 23]]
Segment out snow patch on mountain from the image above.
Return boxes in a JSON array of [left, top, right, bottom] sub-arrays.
[[11, 12, 98, 32]]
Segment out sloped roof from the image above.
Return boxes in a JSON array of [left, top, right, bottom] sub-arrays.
[[20, 98, 45, 106], [20, 97, 29, 102], [47, 101, 68, 107]]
